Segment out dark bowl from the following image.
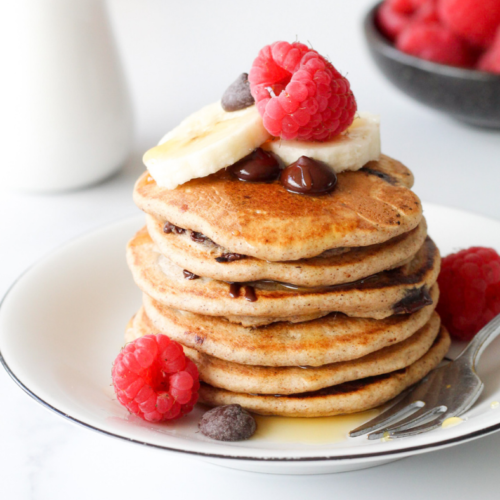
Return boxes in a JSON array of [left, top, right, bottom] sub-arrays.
[[363, 2, 500, 128]]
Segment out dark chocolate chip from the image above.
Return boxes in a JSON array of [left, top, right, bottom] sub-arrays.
[[215, 253, 247, 263], [280, 156, 337, 195], [244, 285, 257, 302], [229, 283, 241, 298], [199, 404, 256, 441], [221, 73, 255, 112], [183, 270, 200, 280], [230, 148, 282, 182], [163, 222, 175, 234], [393, 287, 433, 314], [190, 231, 207, 243], [361, 167, 398, 185]]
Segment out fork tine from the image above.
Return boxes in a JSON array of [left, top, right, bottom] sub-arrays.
[[349, 396, 424, 437], [387, 413, 451, 439], [368, 405, 447, 440]]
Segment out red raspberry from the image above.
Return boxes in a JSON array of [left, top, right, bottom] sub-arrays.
[[112, 334, 199, 422], [478, 28, 500, 74], [377, 2, 412, 40], [248, 41, 357, 141], [396, 21, 476, 67], [413, 2, 439, 24], [438, 0, 500, 49], [437, 247, 500, 341], [378, 0, 437, 40]]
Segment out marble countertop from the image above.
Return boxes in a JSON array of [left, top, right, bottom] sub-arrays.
[[1, 0, 500, 497]]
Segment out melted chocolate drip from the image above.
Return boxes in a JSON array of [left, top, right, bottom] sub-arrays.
[[280, 156, 337, 195], [229, 283, 241, 298], [183, 270, 200, 280], [244, 285, 257, 302], [215, 253, 247, 263], [393, 287, 433, 314], [230, 148, 282, 182]]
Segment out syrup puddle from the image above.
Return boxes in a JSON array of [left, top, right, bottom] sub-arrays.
[[253, 409, 380, 444]]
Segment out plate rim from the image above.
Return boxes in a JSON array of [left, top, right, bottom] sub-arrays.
[[2, 204, 500, 463]]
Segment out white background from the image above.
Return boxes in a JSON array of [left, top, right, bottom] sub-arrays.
[[1, 0, 500, 498]]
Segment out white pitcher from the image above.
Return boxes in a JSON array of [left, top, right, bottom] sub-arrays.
[[0, 0, 133, 192]]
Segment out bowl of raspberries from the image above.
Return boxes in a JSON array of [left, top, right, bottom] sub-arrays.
[[364, 0, 500, 128]]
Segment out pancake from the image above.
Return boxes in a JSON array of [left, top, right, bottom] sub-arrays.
[[127, 229, 440, 320], [134, 154, 422, 261], [127, 308, 441, 395], [141, 285, 438, 366], [146, 214, 428, 287], [197, 326, 450, 417]]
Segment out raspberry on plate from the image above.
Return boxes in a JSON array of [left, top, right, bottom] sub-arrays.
[[112, 334, 199, 422], [396, 21, 476, 67], [437, 247, 500, 341], [478, 28, 500, 74], [248, 41, 357, 141], [439, 0, 500, 49]]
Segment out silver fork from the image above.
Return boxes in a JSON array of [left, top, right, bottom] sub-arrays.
[[350, 313, 500, 440]]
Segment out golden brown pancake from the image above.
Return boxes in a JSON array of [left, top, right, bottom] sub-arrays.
[[141, 285, 438, 366], [146, 214, 428, 287], [197, 327, 450, 417], [133, 154, 422, 261], [127, 229, 440, 320], [127, 308, 441, 395]]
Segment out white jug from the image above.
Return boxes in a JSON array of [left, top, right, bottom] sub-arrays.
[[0, 0, 133, 192]]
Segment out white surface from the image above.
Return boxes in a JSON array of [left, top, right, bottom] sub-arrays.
[[4, 206, 500, 476], [0, 0, 499, 496]]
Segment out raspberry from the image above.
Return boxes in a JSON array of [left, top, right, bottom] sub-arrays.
[[377, 2, 412, 41], [377, 0, 437, 40], [478, 28, 500, 74], [248, 41, 357, 142], [396, 21, 476, 67], [439, 0, 500, 49], [112, 334, 199, 422], [437, 247, 500, 341]]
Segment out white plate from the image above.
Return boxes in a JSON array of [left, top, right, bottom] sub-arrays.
[[2, 203, 500, 475]]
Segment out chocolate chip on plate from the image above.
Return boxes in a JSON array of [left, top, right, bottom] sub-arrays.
[[221, 73, 255, 112], [280, 156, 337, 195], [199, 404, 257, 441]]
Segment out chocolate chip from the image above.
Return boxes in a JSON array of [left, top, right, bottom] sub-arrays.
[[215, 253, 247, 263], [199, 404, 256, 441], [163, 221, 185, 234], [393, 287, 433, 314], [183, 270, 199, 280], [230, 148, 282, 182], [221, 73, 255, 112], [361, 167, 398, 185], [190, 231, 207, 243], [244, 285, 257, 302], [229, 283, 241, 298], [280, 156, 337, 195]]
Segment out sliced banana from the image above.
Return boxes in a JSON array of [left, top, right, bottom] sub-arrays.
[[263, 112, 381, 173], [143, 102, 271, 189]]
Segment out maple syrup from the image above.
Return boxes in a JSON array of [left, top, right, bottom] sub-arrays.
[[253, 409, 380, 443]]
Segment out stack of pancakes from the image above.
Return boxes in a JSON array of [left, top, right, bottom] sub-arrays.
[[126, 154, 450, 417]]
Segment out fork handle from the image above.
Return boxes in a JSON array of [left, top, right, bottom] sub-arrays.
[[455, 313, 500, 368]]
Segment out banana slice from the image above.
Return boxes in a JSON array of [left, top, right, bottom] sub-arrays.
[[263, 112, 381, 173], [143, 102, 271, 189]]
